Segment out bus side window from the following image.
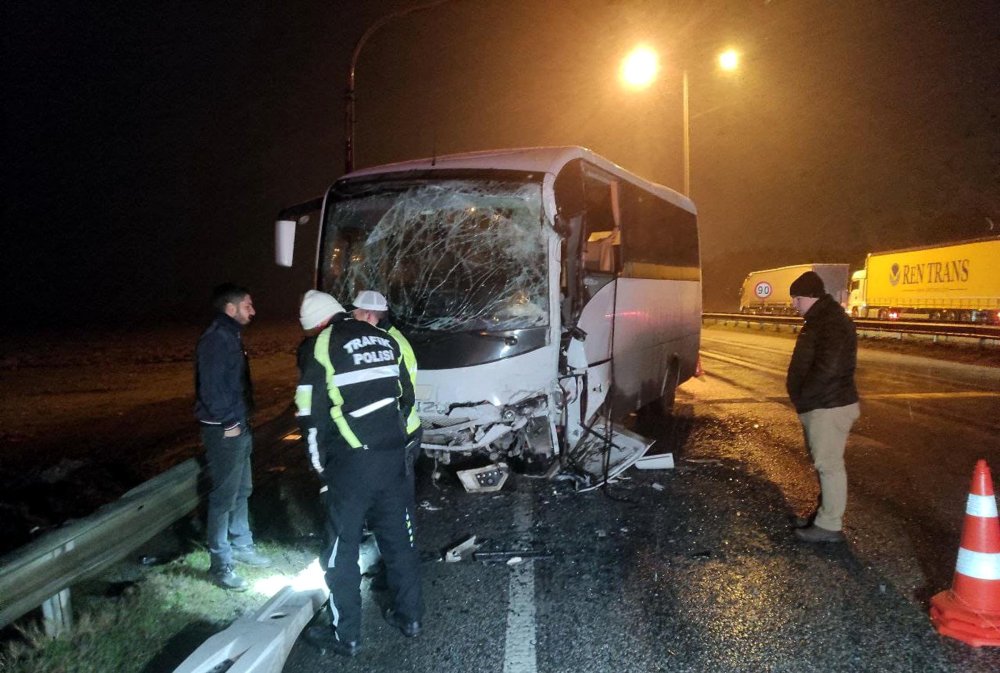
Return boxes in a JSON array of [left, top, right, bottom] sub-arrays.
[[581, 175, 621, 298], [584, 230, 620, 273]]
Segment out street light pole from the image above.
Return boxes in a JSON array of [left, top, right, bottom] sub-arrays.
[[682, 69, 690, 196], [684, 48, 740, 196], [344, 0, 456, 174]]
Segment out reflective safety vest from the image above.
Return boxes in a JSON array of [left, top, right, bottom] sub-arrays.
[[295, 316, 408, 453], [388, 325, 421, 435]]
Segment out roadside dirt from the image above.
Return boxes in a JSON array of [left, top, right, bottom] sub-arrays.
[[0, 320, 303, 555]]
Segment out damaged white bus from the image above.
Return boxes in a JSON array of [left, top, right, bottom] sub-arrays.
[[275, 147, 700, 489]]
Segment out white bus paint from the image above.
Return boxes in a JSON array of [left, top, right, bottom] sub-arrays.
[[275, 146, 701, 485]]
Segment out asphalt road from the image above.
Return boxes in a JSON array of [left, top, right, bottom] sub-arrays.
[[281, 326, 1000, 672]]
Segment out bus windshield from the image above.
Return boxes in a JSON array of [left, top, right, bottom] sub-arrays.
[[321, 178, 548, 333]]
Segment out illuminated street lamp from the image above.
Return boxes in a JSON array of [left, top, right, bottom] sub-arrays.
[[619, 45, 659, 90], [718, 48, 739, 72], [620, 45, 740, 196]]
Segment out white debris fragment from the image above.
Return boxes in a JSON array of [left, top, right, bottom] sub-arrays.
[[634, 453, 674, 470], [419, 500, 442, 511], [651, 482, 665, 491], [444, 535, 480, 562], [506, 556, 523, 566]]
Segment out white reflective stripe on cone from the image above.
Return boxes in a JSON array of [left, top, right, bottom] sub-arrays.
[[956, 548, 1000, 580], [966, 493, 999, 518]]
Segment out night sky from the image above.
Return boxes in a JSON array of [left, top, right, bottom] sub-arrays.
[[4, 0, 999, 327]]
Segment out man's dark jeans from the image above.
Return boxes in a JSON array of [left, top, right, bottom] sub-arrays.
[[201, 424, 254, 568]]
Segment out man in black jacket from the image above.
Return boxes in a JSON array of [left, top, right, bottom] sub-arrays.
[[296, 290, 421, 657], [786, 271, 861, 543], [195, 283, 271, 591]]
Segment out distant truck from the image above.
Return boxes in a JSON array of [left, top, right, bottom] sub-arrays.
[[847, 237, 1000, 323], [739, 263, 850, 315]]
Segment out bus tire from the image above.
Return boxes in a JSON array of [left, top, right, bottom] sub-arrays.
[[662, 358, 681, 413]]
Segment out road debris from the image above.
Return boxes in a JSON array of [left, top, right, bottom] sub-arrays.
[[473, 550, 552, 563], [634, 452, 674, 470], [443, 534, 480, 562], [456, 462, 510, 493]]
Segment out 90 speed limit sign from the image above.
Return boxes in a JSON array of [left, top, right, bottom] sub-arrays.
[[754, 281, 772, 299]]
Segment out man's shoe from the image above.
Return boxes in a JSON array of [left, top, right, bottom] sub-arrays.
[[210, 564, 248, 591], [794, 525, 846, 543], [384, 608, 421, 638], [232, 545, 272, 567], [303, 624, 361, 657], [791, 513, 815, 529]]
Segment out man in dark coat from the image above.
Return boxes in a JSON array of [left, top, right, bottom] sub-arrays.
[[786, 271, 861, 543], [195, 283, 271, 590]]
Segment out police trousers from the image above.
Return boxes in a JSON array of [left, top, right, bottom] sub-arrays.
[[322, 447, 422, 642]]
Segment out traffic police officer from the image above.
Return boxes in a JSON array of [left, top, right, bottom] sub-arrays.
[[295, 291, 422, 657], [350, 290, 422, 475]]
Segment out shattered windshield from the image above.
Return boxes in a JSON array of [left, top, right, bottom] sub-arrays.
[[321, 178, 548, 333]]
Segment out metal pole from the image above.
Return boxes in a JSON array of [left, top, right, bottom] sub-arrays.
[[345, 0, 457, 174], [682, 69, 690, 196]]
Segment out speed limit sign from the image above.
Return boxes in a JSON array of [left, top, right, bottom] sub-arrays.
[[754, 281, 772, 299]]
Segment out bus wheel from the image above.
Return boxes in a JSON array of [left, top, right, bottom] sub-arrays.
[[637, 359, 681, 423], [661, 358, 681, 412]]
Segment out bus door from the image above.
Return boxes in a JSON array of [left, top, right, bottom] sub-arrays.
[[554, 162, 653, 488]]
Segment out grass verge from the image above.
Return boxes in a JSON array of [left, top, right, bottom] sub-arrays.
[[0, 539, 318, 673]]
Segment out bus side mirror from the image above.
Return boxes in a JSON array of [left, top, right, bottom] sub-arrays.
[[275, 219, 297, 267]]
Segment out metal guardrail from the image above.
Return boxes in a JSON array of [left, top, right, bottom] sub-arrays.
[[173, 585, 328, 673], [0, 458, 202, 632], [703, 312, 1000, 348], [0, 407, 298, 635]]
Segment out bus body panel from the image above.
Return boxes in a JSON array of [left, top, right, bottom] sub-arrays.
[[413, 344, 558, 415]]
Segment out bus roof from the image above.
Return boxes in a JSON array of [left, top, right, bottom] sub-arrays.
[[342, 146, 696, 214]]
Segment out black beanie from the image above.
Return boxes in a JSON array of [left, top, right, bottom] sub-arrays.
[[789, 271, 825, 298]]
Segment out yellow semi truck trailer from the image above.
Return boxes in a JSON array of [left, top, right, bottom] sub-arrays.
[[847, 236, 1000, 323], [739, 263, 850, 315]]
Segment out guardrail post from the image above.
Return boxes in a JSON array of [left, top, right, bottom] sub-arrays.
[[41, 587, 72, 636]]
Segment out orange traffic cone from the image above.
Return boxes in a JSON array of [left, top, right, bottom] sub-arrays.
[[929, 459, 1000, 647]]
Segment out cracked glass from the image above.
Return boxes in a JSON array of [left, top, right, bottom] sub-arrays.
[[321, 178, 549, 333]]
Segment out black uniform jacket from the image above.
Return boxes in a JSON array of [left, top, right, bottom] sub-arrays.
[[296, 314, 414, 471], [195, 313, 254, 430], [785, 294, 860, 414]]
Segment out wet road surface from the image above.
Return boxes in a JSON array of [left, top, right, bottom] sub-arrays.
[[281, 326, 1000, 672]]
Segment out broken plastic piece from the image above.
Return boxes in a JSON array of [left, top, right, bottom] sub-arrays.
[[634, 453, 675, 470], [443, 535, 480, 562], [457, 462, 510, 493]]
